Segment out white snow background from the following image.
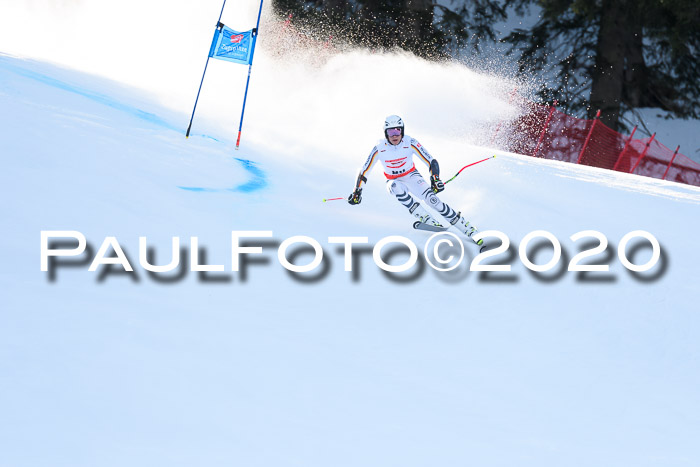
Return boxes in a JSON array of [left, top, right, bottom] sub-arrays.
[[1, 1, 700, 466]]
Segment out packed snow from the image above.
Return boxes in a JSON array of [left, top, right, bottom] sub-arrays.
[[2, 1, 700, 465]]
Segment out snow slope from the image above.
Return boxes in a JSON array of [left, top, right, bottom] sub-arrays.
[[2, 45, 700, 467]]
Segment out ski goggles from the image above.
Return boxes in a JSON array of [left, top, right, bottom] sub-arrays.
[[386, 128, 402, 137]]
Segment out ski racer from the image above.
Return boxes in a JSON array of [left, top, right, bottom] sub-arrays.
[[348, 115, 483, 246]]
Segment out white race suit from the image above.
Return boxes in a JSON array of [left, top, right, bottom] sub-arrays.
[[356, 134, 462, 226]]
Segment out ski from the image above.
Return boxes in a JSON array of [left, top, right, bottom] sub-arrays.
[[412, 221, 448, 232], [413, 221, 487, 252]]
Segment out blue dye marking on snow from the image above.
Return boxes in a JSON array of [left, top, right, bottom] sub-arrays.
[[229, 158, 267, 193], [178, 187, 217, 192], [200, 135, 221, 142], [178, 157, 267, 194], [0, 56, 177, 131]]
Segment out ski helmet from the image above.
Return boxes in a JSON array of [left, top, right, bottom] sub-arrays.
[[384, 115, 404, 140]]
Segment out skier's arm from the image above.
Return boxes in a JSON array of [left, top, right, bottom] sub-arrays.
[[349, 146, 378, 205], [411, 138, 444, 193], [429, 159, 440, 178], [410, 138, 434, 171], [430, 167, 445, 193]]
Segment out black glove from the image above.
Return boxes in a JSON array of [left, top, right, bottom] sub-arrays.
[[431, 174, 445, 193], [348, 187, 362, 205]]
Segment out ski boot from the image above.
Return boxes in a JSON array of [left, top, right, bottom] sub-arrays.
[[451, 212, 484, 247], [409, 202, 443, 227]]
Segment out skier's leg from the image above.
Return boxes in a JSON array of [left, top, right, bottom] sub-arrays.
[[386, 179, 442, 226], [404, 171, 479, 238], [404, 171, 459, 223]]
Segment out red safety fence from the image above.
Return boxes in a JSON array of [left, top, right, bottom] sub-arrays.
[[497, 96, 700, 187]]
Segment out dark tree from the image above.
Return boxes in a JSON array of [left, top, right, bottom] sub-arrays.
[[271, 0, 700, 131], [271, 0, 442, 58], [504, 0, 700, 129], [270, 0, 508, 60]]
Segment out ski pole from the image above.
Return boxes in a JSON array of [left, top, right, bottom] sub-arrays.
[[323, 197, 344, 202], [444, 155, 496, 184]]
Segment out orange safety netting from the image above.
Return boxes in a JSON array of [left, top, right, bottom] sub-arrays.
[[498, 97, 700, 187]]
